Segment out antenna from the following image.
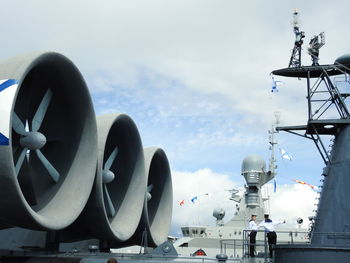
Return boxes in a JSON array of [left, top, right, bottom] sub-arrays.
[[288, 9, 305, 68], [308, 32, 325, 66], [268, 111, 280, 174], [272, 12, 350, 165]]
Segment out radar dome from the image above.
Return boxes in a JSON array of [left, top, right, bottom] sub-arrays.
[[335, 54, 350, 66], [213, 208, 225, 220], [241, 154, 266, 174], [297, 217, 303, 224]]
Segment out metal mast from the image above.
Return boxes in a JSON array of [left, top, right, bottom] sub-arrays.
[[268, 111, 280, 175], [272, 10, 350, 249], [288, 9, 305, 68]]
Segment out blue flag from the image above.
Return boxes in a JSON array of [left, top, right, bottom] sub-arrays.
[[271, 76, 283, 92], [191, 196, 198, 204]]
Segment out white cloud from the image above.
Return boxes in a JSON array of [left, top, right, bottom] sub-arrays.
[[0, 1, 348, 130], [267, 184, 318, 229], [0, 1, 347, 140]]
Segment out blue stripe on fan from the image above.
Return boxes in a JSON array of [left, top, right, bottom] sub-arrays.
[[0, 132, 9, 145], [0, 79, 18, 92]]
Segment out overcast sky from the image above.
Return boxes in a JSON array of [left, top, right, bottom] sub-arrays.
[[0, 1, 349, 235]]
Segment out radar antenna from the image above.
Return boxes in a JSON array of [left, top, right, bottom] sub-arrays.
[[288, 9, 305, 68], [308, 32, 325, 66], [228, 189, 241, 202]]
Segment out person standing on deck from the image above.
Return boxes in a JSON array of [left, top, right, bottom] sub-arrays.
[[247, 214, 258, 257], [258, 214, 286, 258]]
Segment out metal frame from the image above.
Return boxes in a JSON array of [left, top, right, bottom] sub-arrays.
[[277, 64, 350, 165]]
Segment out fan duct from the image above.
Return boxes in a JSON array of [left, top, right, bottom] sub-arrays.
[[72, 113, 146, 243], [131, 147, 173, 247], [0, 52, 98, 230]]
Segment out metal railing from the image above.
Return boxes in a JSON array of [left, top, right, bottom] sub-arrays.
[[218, 229, 309, 262], [109, 253, 243, 263]]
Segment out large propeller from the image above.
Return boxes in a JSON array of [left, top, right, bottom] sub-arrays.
[[12, 89, 60, 183], [102, 147, 118, 218]]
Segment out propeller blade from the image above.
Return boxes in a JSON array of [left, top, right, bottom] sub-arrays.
[[147, 184, 154, 193], [32, 89, 52, 132], [104, 147, 118, 171], [35, 149, 60, 183], [12, 112, 27, 136], [15, 147, 28, 175], [103, 184, 116, 217], [17, 160, 37, 206]]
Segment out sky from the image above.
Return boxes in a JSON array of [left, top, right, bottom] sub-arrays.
[[0, 0, 349, 236]]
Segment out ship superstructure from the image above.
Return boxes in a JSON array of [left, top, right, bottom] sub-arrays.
[[174, 122, 309, 258]]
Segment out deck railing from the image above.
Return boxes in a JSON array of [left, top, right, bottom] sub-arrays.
[[219, 229, 310, 262]]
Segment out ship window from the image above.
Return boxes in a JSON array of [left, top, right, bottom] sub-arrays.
[[200, 230, 204, 234], [180, 243, 188, 247], [186, 230, 189, 235]]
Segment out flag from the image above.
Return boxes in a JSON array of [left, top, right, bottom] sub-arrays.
[[292, 179, 318, 190], [271, 76, 283, 92], [178, 200, 185, 206], [191, 196, 198, 204], [280, 148, 293, 161], [274, 179, 277, 193]]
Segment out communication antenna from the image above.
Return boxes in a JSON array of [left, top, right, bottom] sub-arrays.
[[288, 9, 305, 68]]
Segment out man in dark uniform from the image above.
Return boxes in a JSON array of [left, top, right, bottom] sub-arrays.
[[258, 214, 285, 258]]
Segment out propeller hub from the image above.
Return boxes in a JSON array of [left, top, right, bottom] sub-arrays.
[[146, 192, 152, 201], [20, 131, 46, 150], [102, 170, 115, 184]]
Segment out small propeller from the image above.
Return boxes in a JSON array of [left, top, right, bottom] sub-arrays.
[[102, 147, 118, 218], [12, 89, 59, 183]]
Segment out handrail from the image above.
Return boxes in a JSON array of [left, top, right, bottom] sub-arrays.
[[218, 229, 310, 263]]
